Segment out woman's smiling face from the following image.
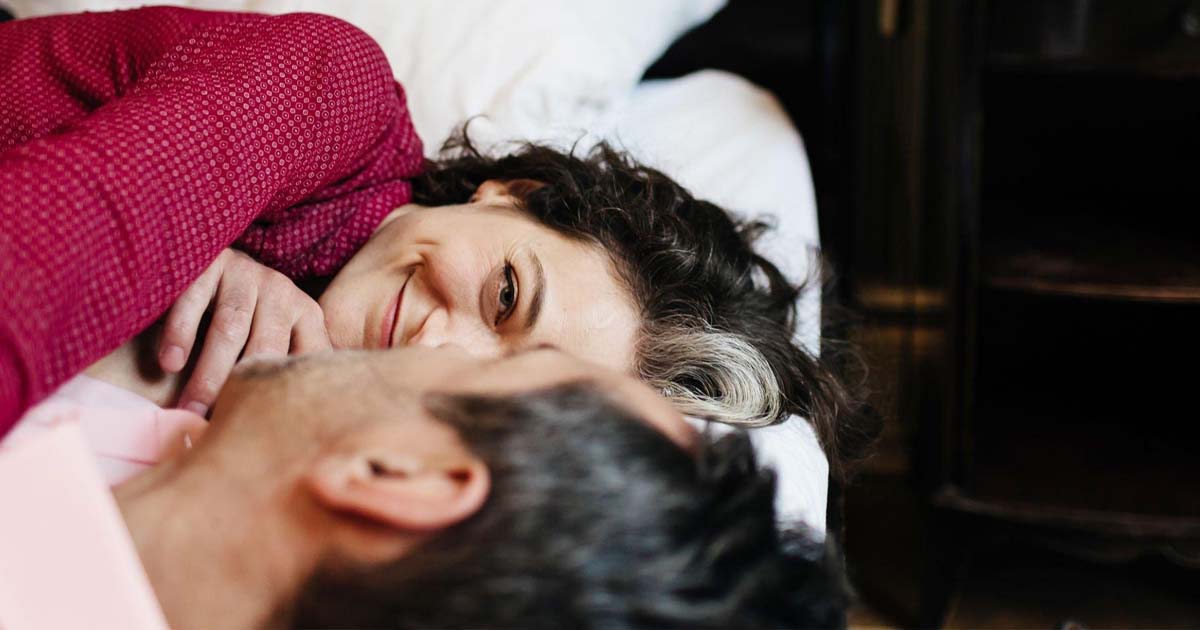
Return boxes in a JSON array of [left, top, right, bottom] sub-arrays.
[[318, 181, 641, 372]]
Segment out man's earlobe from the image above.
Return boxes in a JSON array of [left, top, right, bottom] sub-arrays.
[[306, 451, 489, 532]]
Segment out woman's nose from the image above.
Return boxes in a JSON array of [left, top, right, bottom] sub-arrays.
[[408, 313, 502, 358], [432, 341, 469, 354]]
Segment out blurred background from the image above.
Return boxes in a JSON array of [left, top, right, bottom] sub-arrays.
[[663, 0, 1200, 627]]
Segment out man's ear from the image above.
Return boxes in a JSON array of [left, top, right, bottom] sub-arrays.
[[305, 436, 490, 533], [469, 179, 544, 206]]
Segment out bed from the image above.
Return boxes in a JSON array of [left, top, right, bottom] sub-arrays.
[[1, 0, 831, 534]]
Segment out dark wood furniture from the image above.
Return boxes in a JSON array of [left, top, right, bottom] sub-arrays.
[[840, 0, 1200, 625]]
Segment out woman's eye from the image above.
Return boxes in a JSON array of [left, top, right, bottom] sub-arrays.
[[496, 263, 518, 325]]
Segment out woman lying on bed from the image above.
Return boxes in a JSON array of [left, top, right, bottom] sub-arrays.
[[0, 7, 872, 476]]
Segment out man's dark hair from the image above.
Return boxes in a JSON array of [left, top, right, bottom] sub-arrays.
[[292, 383, 847, 629], [410, 129, 880, 479]]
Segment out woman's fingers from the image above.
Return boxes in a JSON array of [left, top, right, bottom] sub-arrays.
[[166, 247, 332, 415], [177, 278, 256, 416], [242, 283, 294, 360], [158, 255, 224, 373], [291, 305, 332, 354], [245, 274, 329, 358]]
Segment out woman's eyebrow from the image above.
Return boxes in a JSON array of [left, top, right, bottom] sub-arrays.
[[523, 250, 546, 332]]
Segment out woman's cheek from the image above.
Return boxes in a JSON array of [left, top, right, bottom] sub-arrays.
[[317, 299, 356, 349]]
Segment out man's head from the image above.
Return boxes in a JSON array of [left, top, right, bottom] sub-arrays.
[[120, 347, 845, 628]]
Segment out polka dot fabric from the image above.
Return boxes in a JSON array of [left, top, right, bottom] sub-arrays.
[[0, 7, 423, 435]]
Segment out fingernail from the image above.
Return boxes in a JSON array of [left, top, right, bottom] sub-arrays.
[[184, 401, 209, 417], [160, 345, 186, 372]]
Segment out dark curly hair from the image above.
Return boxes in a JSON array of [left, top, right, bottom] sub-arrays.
[[411, 130, 878, 478]]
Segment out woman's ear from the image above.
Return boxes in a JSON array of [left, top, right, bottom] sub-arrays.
[[469, 179, 544, 206], [305, 441, 490, 533], [375, 202, 423, 231]]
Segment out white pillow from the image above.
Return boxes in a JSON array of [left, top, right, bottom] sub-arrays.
[[6, 0, 726, 154], [480, 69, 821, 357]]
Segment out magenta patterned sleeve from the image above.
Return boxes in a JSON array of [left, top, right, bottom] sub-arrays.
[[0, 8, 424, 434]]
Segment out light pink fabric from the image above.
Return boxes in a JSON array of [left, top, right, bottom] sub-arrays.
[[4, 374, 206, 485], [0, 422, 168, 630]]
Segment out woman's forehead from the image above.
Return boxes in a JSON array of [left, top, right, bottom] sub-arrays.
[[526, 238, 640, 373], [406, 202, 644, 373]]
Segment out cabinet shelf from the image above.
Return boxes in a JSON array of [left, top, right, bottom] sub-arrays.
[[966, 292, 1200, 531], [986, 0, 1200, 79], [982, 213, 1200, 303], [964, 405, 1200, 525], [935, 487, 1200, 541]]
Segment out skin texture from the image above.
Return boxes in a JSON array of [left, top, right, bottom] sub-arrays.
[[319, 182, 640, 371], [158, 249, 331, 415], [113, 346, 693, 629], [150, 181, 640, 415]]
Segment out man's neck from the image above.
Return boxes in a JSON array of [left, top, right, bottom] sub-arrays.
[[113, 454, 324, 628]]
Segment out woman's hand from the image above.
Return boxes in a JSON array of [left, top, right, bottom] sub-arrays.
[[159, 248, 331, 415]]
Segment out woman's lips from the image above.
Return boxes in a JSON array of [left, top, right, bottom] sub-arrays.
[[380, 273, 410, 349]]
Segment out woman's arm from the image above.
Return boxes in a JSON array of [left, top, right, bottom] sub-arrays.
[[0, 8, 423, 435], [0, 8, 239, 151]]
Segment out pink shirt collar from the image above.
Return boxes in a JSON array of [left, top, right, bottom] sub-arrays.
[[4, 375, 207, 485]]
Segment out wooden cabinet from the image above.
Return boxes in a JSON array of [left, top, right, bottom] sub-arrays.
[[840, 0, 1200, 624]]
